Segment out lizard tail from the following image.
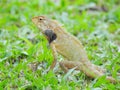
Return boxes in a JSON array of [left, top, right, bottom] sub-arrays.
[[82, 63, 119, 83], [106, 76, 117, 83]]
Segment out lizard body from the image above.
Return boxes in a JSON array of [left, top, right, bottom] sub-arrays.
[[32, 16, 119, 83]]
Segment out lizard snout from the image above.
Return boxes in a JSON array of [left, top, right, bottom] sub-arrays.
[[32, 17, 37, 24]]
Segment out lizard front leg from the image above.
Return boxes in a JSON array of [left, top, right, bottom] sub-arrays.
[[49, 43, 58, 70], [44, 29, 58, 70]]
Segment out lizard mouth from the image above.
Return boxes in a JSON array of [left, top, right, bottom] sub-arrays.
[[32, 17, 37, 24]]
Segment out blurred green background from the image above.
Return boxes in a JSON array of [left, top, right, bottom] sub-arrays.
[[0, 0, 120, 89]]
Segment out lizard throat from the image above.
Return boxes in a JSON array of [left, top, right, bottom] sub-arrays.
[[44, 30, 57, 43]]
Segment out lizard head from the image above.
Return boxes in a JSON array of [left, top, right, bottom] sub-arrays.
[[32, 16, 59, 43], [32, 15, 60, 33]]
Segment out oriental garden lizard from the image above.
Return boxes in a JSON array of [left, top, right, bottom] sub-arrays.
[[32, 15, 119, 83]]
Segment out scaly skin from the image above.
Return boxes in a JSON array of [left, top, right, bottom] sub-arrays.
[[32, 15, 119, 83]]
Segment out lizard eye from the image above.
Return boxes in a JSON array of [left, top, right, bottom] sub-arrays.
[[39, 18, 42, 20]]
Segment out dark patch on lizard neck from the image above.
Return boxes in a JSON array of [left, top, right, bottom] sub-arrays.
[[44, 30, 57, 43]]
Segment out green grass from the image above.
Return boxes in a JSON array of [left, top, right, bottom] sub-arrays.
[[0, 0, 120, 89]]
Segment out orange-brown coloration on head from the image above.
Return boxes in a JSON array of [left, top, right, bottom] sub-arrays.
[[32, 16, 61, 33]]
